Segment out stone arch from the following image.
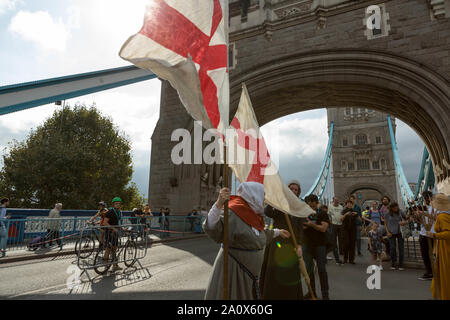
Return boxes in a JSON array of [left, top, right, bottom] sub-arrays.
[[229, 49, 450, 190], [345, 183, 391, 207]]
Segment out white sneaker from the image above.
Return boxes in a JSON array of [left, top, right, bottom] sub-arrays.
[[379, 265, 383, 271]]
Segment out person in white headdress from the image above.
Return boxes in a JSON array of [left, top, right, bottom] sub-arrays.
[[259, 180, 306, 300], [203, 182, 292, 300]]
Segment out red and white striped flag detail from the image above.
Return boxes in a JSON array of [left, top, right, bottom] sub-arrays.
[[228, 84, 315, 218], [119, 0, 229, 133]]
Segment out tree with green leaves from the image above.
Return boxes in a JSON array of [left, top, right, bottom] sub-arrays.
[[0, 104, 144, 210]]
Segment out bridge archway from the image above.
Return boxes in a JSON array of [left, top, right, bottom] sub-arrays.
[[229, 49, 450, 192], [345, 183, 390, 208]]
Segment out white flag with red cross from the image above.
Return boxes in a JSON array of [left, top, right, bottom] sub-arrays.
[[119, 0, 229, 133], [228, 84, 315, 218]]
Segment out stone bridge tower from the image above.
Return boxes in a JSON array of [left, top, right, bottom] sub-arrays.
[[327, 108, 399, 207], [149, 0, 450, 214]]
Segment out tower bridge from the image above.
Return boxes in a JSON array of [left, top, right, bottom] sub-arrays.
[[0, 0, 449, 213]]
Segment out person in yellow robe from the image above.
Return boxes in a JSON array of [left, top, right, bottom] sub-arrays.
[[426, 193, 450, 300]]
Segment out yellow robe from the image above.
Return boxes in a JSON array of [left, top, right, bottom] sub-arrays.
[[431, 212, 450, 300]]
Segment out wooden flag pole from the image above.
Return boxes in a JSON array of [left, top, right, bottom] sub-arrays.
[[223, 146, 229, 300], [283, 213, 316, 300]]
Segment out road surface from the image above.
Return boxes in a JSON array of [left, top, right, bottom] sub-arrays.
[[0, 237, 432, 300]]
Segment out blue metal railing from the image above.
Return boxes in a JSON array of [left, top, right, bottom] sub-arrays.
[[0, 214, 206, 253]]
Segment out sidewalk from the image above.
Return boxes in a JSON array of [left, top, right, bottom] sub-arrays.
[[0, 232, 206, 264]]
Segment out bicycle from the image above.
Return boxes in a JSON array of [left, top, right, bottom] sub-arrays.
[[93, 227, 138, 275], [75, 221, 103, 259]]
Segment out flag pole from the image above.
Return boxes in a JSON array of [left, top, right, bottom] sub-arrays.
[[223, 146, 229, 300], [283, 213, 316, 300]]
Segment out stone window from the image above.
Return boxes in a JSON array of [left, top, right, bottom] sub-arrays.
[[240, 0, 250, 22], [343, 137, 348, 146], [229, 42, 237, 70], [356, 134, 368, 145], [372, 160, 380, 170], [357, 159, 370, 170], [348, 162, 355, 171], [376, 136, 382, 144]]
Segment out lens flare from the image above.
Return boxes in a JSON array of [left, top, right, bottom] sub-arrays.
[[276, 242, 281, 248]]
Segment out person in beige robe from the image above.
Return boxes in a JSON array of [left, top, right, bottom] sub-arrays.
[[203, 182, 293, 300]]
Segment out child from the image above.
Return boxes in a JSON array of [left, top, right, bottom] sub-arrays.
[[368, 221, 384, 270]]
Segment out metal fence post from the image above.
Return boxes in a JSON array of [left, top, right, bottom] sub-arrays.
[[61, 219, 65, 249]]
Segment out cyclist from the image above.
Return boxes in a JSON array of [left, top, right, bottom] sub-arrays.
[[103, 197, 123, 272], [88, 201, 107, 249]]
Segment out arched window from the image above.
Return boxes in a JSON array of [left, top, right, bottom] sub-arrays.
[[356, 134, 368, 145]]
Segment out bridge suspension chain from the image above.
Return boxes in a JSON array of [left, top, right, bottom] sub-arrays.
[[387, 116, 415, 206]]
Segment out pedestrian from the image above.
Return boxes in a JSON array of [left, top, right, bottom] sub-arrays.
[[384, 202, 407, 270], [368, 221, 384, 270], [165, 207, 171, 237], [46, 203, 62, 248], [158, 207, 166, 238], [144, 204, 153, 232], [188, 209, 198, 232], [203, 182, 293, 300], [341, 199, 358, 264], [350, 195, 363, 256], [88, 201, 107, 248], [427, 193, 450, 300], [103, 197, 123, 272], [260, 180, 305, 300], [328, 196, 344, 264], [379, 195, 391, 260], [416, 191, 435, 281], [0, 198, 10, 258], [132, 205, 145, 236], [303, 194, 331, 300]]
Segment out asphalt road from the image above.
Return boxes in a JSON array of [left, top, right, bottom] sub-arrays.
[[0, 237, 433, 300]]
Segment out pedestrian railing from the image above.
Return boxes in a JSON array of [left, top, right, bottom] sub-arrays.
[[1, 215, 206, 253]]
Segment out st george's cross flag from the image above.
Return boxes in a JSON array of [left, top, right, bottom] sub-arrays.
[[119, 0, 229, 133], [228, 84, 315, 218]]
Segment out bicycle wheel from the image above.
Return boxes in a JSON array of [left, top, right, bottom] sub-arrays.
[[75, 235, 95, 259], [93, 248, 112, 275], [124, 240, 137, 267]]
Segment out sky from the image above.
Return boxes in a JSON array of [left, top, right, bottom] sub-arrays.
[[0, 0, 424, 200]]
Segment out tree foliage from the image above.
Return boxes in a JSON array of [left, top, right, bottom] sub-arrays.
[[0, 104, 143, 209]]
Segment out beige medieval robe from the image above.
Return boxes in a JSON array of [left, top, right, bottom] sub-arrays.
[[203, 209, 276, 300]]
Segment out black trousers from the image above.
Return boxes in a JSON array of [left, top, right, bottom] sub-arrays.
[[419, 235, 433, 275], [342, 228, 356, 263]]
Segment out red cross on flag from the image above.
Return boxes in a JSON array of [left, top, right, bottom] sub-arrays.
[[229, 84, 315, 218], [119, 0, 229, 133]]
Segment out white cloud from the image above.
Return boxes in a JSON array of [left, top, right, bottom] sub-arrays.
[[9, 10, 72, 52], [0, 0, 22, 15]]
